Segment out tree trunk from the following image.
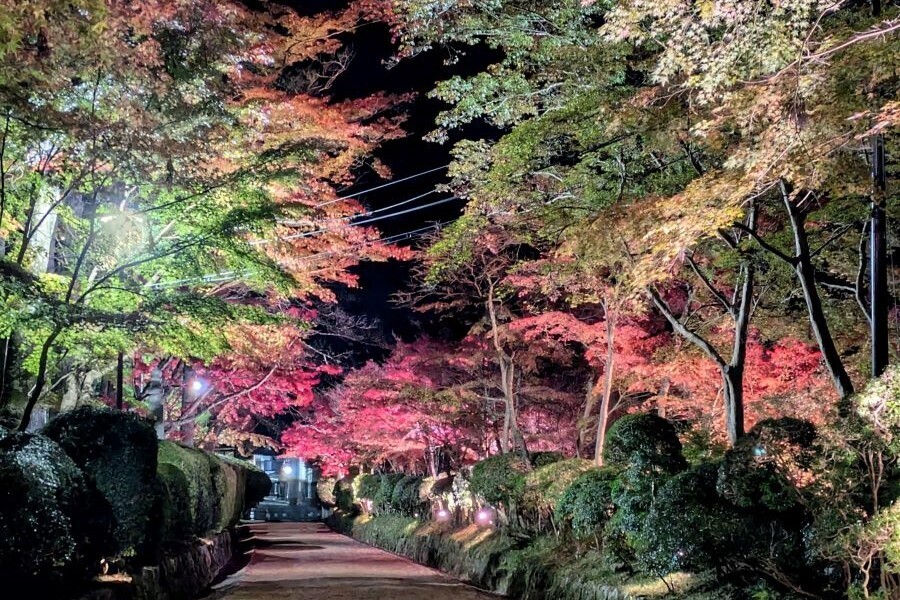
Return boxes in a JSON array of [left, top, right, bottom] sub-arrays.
[[870, 134, 888, 378], [0, 336, 10, 408], [180, 364, 196, 447], [18, 327, 61, 431], [116, 352, 124, 409], [782, 186, 855, 398], [595, 310, 617, 465], [723, 365, 744, 444], [146, 366, 166, 440]]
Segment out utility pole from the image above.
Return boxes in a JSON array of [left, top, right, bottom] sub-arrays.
[[871, 133, 888, 377]]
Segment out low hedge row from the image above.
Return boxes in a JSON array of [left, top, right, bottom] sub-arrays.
[[332, 413, 824, 598], [0, 406, 270, 595]]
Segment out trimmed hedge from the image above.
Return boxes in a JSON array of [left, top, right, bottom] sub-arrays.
[[374, 473, 405, 513], [391, 475, 424, 516], [470, 453, 531, 507], [357, 473, 381, 500], [334, 476, 356, 513], [43, 406, 160, 558], [0, 408, 269, 594], [0, 432, 114, 592], [523, 458, 595, 514], [637, 462, 746, 575], [604, 413, 687, 473], [157, 441, 268, 536], [555, 467, 617, 539]]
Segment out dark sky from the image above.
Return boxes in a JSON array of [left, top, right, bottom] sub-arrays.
[[306, 20, 497, 352]]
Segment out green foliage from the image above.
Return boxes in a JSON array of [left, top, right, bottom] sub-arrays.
[[374, 473, 405, 514], [530, 451, 565, 467], [157, 463, 193, 546], [244, 463, 272, 507], [603, 415, 688, 561], [717, 418, 816, 514], [808, 368, 900, 598], [157, 441, 218, 536], [604, 413, 687, 473], [43, 406, 160, 558], [334, 476, 357, 514], [470, 453, 531, 507], [357, 473, 381, 500], [0, 431, 114, 592], [391, 475, 425, 517], [681, 427, 728, 465], [555, 468, 618, 539], [523, 458, 595, 515], [637, 462, 747, 576]]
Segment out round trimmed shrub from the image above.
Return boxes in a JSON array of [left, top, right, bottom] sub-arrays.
[[334, 476, 356, 513], [470, 453, 531, 507], [603, 414, 687, 555], [717, 418, 816, 514], [317, 476, 337, 506], [245, 464, 272, 507], [0, 432, 114, 590], [604, 413, 687, 473], [638, 462, 747, 575], [43, 406, 160, 558], [555, 467, 617, 539]]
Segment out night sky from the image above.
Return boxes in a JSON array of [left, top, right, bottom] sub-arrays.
[[303, 18, 497, 351]]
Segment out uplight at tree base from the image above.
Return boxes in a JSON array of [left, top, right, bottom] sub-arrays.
[[476, 508, 494, 527]]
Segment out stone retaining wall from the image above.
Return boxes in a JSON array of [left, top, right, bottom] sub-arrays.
[[78, 530, 234, 600]]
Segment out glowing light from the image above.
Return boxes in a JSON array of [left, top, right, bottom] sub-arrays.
[[281, 465, 293, 476], [437, 509, 449, 521], [190, 379, 204, 393], [476, 508, 494, 526]]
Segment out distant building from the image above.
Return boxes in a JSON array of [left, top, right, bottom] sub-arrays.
[[249, 454, 322, 521]]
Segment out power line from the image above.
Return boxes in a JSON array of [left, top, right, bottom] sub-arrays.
[[253, 195, 461, 245], [313, 164, 449, 209], [147, 219, 456, 289]]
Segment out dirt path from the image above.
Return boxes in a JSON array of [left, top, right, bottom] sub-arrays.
[[206, 522, 498, 600]]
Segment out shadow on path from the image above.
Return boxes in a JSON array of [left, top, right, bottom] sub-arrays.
[[204, 522, 497, 600]]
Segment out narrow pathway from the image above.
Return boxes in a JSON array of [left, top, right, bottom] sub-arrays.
[[207, 522, 497, 600]]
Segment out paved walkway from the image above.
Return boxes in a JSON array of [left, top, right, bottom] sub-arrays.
[[207, 522, 497, 600]]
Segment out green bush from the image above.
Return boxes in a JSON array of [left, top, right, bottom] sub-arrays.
[[43, 406, 160, 558], [158, 441, 218, 536], [604, 413, 687, 474], [470, 453, 531, 507], [374, 473, 405, 513], [637, 462, 748, 576], [717, 418, 816, 514], [318, 476, 337, 506], [555, 468, 618, 539], [603, 414, 687, 557], [531, 451, 565, 467], [244, 462, 272, 506], [523, 458, 595, 515], [157, 462, 193, 545], [391, 475, 424, 516], [357, 473, 381, 500], [334, 476, 356, 513], [0, 432, 114, 591]]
